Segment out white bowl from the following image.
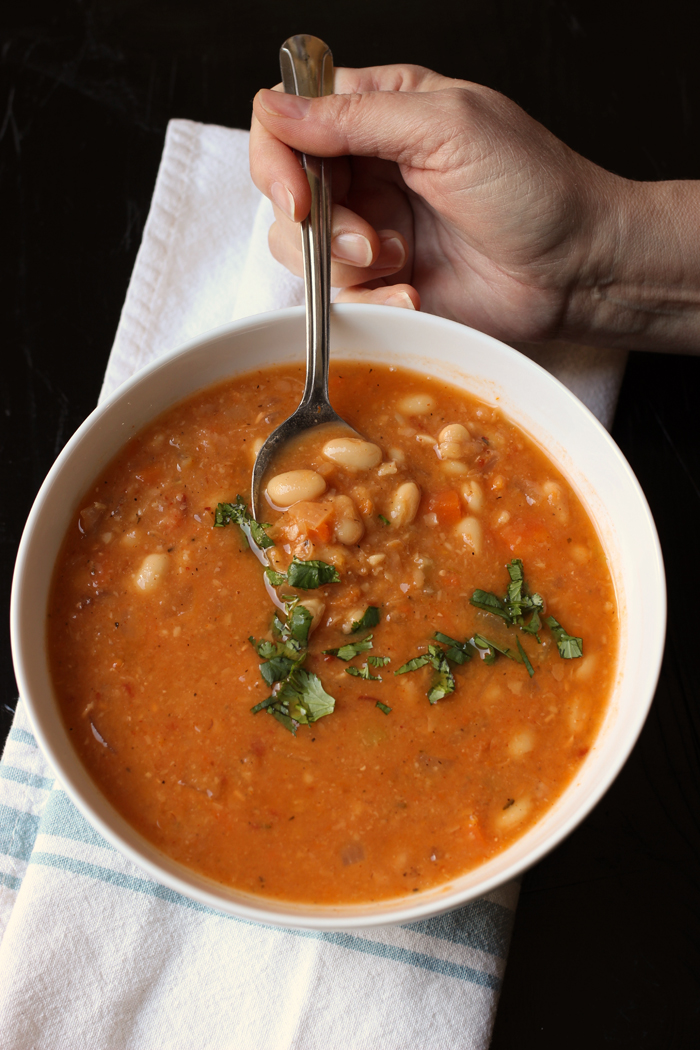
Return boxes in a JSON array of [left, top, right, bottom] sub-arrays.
[[11, 304, 665, 930]]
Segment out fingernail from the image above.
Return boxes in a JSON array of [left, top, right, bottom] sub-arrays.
[[270, 181, 296, 221], [332, 233, 373, 267], [385, 291, 416, 310], [259, 89, 311, 119], [372, 235, 406, 271]]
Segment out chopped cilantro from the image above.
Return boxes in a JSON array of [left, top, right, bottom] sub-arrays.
[[378, 514, 390, 526], [516, 637, 535, 678], [214, 496, 273, 549], [469, 589, 511, 621], [433, 632, 474, 665], [545, 615, 583, 659], [395, 643, 455, 703], [470, 559, 544, 636], [346, 662, 383, 681], [395, 654, 431, 675], [368, 655, 391, 667], [324, 635, 374, 661], [351, 606, 381, 632], [286, 557, 340, 589], [251, 668, 336, 735], [376, 701, 392, 715]]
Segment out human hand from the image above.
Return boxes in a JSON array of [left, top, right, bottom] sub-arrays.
[[249, 64, 622, 345]]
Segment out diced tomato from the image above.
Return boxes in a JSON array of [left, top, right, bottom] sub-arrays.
[[428, 490, 462, 527], [284, 500, 333, 543]]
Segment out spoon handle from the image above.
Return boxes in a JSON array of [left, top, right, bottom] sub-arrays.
[[279, 36, 334, 413]]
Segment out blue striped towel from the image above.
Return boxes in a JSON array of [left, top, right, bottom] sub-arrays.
[[0, 701, 517, 1048], [4, 117, 628, 1048]]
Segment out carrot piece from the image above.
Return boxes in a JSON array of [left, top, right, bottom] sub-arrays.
[[428, 490, 462, 527], [282, 500, 334, 542]]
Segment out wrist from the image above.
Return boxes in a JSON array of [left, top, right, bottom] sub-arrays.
[[562, 174, 700, 352]]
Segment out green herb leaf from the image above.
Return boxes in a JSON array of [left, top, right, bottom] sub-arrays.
[[324, 635, 374, 661], [278, 668, 336, 723], [285, 557, 340, 589], [346, 663, 383, 681], [395, 654, 431, 675], [545, 615, 583, 659], [473, 634, 520, 663], [214, 496, 274, 549], [351, 606, 381, 632], [250, 695, 275, 714], [426, 643, 455, 703], [378, 514, 390, 526], [249, 637, 279, 660], [470, 589, 511, 621], [287, 604, 313, 646], [376, 701, 392, 715], [470, 634, 498, 665], [260, 655, 295, 686], [433, 632, 474, 665], [368, 655, 391, 667], [269, 708, 298, 735], [516, 637, 535, 678], [265, 568, 287, 587]]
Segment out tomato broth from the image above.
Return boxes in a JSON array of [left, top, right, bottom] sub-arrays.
[[47, 362, 617, 904]]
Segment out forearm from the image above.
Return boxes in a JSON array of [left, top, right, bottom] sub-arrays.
[[566, 177, 700, 353]]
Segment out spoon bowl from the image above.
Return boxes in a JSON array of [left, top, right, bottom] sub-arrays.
[[250, 35, 360, 518]]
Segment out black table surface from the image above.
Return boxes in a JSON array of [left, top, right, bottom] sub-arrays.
[[2, 3, 699, 1047]]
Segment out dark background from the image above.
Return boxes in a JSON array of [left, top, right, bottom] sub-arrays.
[[2, 2, 700, 1046]]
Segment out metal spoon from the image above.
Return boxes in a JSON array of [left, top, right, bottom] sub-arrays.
[[250, 34, 360, 520]]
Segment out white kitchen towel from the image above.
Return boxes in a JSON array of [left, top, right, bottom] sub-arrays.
[[0, 118, 628, 1050]]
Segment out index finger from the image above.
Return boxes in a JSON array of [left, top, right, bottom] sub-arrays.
[[332, 63, 456, 95]]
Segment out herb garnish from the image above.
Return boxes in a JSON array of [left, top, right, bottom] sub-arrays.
[[251, 668, 336, 734], [265, 556, 340, 590], [376, 701, 392, 715], [324, 635, 375, 661], [250, 602, 337, 735], [545, 616, 583, 659], [215, 497, 273, 550], [351, 606, 381, 632], [346, 663, 383, 681], [470, 559, 582, 661], [470, 559, 544, 637], [395, 639, 459, 704]]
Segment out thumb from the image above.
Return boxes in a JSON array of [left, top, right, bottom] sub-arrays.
[[253, 85, 463, 170]]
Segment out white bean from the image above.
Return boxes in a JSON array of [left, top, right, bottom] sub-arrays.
[[543, 479, 570, 525], [388, 481, 421, 527], [398, 393, 436, 416], [438, 423, 470, 444], [454, 515, 482, 554], [496, 796, 532, 830], [508, 729, 536, 758], [441, 460, 469, 476], [135, 553, 169, 592], [266, 470, 326, 507], [330, 495, 365, 545], [437, 422, 472, 461], [322, 437, 382, 471], [461, 479, 484, 512]]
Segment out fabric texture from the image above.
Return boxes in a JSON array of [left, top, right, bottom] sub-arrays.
[[1, 119, 628, 1050]]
